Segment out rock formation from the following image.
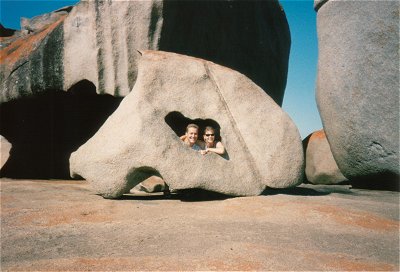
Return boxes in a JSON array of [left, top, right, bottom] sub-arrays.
[[0, 10, 67, 103], [21, 6, 73, 34], [303, 130, 348, 185], [315, 0, 399, 189], [70, 51, 304, 198], [1, 0, 290, 105]]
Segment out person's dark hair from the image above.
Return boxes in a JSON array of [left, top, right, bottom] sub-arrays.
[[186, 123, 199, 132]]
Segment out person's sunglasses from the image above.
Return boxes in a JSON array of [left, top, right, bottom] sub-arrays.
[[205, 134, 214, 136]]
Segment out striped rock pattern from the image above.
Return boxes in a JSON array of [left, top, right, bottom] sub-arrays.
[[1, 0, 290, 105]]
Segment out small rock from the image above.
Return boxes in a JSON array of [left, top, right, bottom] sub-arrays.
[[130, 176, 166, 194], [0, 136, 12, 169]]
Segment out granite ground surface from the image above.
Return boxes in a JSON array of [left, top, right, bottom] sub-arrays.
[[1, 179, 399, 271]]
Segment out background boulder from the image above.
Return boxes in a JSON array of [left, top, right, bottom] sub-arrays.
[[130, 176, 166, 194], [20, 6, 72, 34], [0, 136, 12, 169], [0, 10, 67, 103], [303, 130, 348, 185], [315, 0, 399, 189], [70, 51, 304, 198], [1, 0, 290, 105]]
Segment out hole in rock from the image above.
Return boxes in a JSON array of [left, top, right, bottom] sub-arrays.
[[126, 166, 164, 190], [165, 111, 222, 142], [0, 80, 123, 179], [164, 111, 229, 160]]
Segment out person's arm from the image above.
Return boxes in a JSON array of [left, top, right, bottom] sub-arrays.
[[205, 141, 225, 155], [197, 140, 205, 149], [180, 135, 186, 141]]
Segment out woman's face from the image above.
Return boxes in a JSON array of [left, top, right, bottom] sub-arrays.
[[204, 129, 215, 144]]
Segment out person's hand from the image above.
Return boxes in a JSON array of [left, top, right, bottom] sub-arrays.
[[200, 150, 208, 155]]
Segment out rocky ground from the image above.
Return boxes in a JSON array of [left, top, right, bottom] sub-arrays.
[[1, 178, 399, 271]]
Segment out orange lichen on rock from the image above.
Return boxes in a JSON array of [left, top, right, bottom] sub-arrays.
[[0, 15, 66, 68], [313, 204, 399, 231], [300, 251, 397, 271], [16, 204, 117, 227], [325, 257, 396, 271], [309, 129, 326, 141]]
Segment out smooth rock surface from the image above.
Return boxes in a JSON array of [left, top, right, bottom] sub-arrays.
[[1, 0, 290, 105], [315, 0, 399, 187], [1, 178, 399, 271], [130, 176, 166, 194], [0, 136, 12, 169], [303, 130, 348, 185], [70, 50, 304, 198]]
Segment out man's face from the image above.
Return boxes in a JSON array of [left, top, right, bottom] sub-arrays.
[[186, 127, 198, 145]]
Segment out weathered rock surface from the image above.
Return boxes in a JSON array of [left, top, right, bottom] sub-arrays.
[[1, 0, 290, 105], [315, 0, 399, 188], [1, 178, 399, 271], [20, 6, 73, 34], [303, 130, 348, 185], [0, 11, 67, 103], [70, 51, 304, 198]]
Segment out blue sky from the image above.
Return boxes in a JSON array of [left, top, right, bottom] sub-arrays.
[[280, 0, 322, 138], [0, 0, 321, 139]]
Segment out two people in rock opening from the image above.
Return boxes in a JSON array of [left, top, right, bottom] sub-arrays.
[[180, 124, 225, 155]]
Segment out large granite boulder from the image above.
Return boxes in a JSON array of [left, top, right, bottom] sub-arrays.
[[303, 130, 348, 185], [1, 0, 290, 105], [0, 10, 68, 103], [70, 51, 304, 198], [315, 0, 399, 188]]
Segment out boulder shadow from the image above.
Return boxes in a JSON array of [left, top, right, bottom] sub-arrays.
[[263, 186, 331, 196], [0, 80, 123, 179], [119, 194, 176, 201], [120, 189, 232, 202], [176, 188, 232, 202], [263, 183, 367, 196], [349, 173, 400, 192]]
